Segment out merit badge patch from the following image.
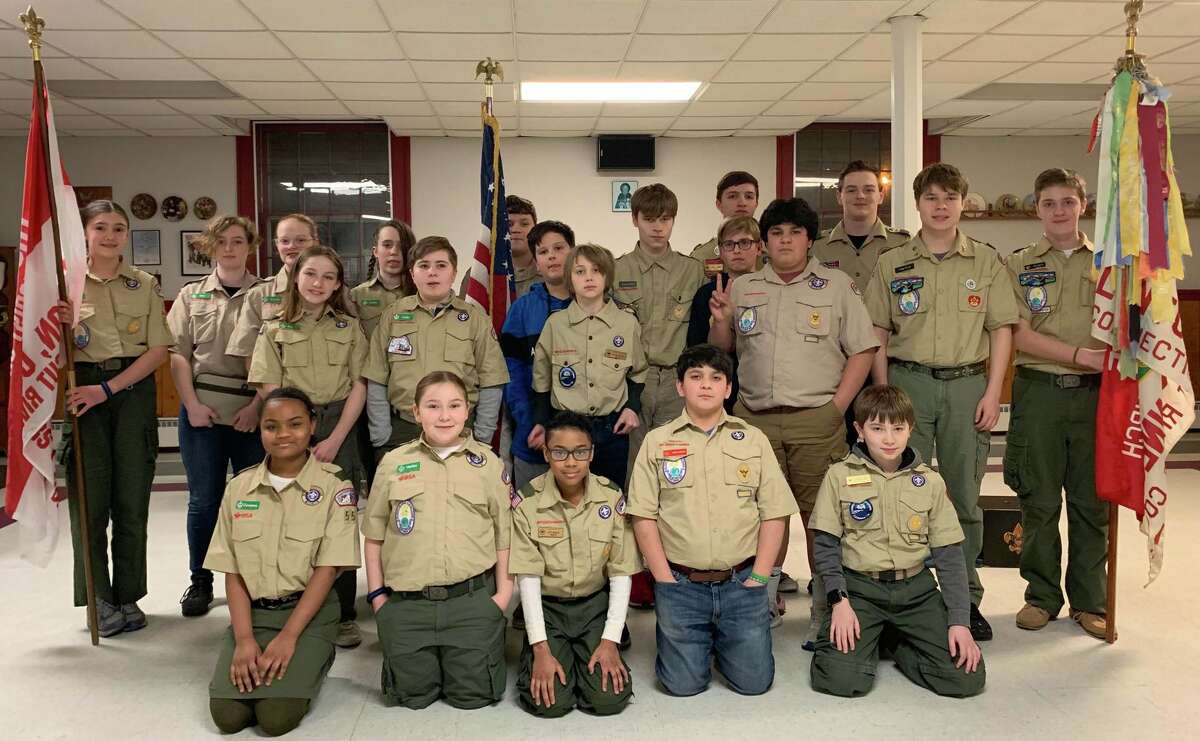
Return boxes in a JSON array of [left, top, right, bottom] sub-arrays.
[[558, 365, 577, 388], [615, 495, 627, 515], [598, 504, 613, 520], [730, 430, 745, 441], [124, 277, 140, 290], [457, 311, 470, 322], [335, 488, 357, 507], [911, 474, 926, 487], [809, 312, 822, 328], [335, 319, 349, 329], [74, 323, 90, 349], [848, 500, 874, 521], [303, 488, 323, 506], [394, 499, 416, 535], [661, 457, 687, 485], [736, 307, 757, 334], [388, 336, 413, 355], [809, 276, 827, 290], [613, 335, 624, 348], [466, 451, 486, 467], [966, 294, 982, 308]]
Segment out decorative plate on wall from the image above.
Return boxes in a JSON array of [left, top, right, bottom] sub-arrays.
[[193, 196, 217, 220], [161, 195, 188, 222], [995, 193, 1020, 213], [130, 193, 157, 220], [963, 192, 988, 216], [1021, 193, 1037, 213]]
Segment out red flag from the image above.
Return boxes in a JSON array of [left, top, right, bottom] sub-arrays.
[[1093, 366, 1143, 513]]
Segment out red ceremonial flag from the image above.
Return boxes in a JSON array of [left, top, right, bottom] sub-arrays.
[[5, 79, 88, 566]]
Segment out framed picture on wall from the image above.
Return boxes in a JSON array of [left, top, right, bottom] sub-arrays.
[[130, 229, 161, 266], [612, 180, 636, 212], [180, 230, 210, 275]]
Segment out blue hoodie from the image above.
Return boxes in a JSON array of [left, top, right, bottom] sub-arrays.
[[500, 282, 571, 463]]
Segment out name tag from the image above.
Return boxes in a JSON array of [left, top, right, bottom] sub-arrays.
[[845, 474, 872, 486], [191, 292, 212, 299], [235, 500, 260, 510], [397, 462, 420, 473], [617, 281, 638, 289], [538, 526, 565, 539], [262, 294, 282, 304], [278, 322, 299, 330], [394, 312, 414, 321], [604, 349, 627, 360], [361, 298, 382, 306]]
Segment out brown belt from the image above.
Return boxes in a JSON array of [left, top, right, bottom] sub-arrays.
[[892, 360, 986, 381], [1016, 366, 1100, 389], [668, 556, 755, 583], [852, 564, 925, 583]]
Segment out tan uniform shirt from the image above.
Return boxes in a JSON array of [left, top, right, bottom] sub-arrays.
[[691, 236, 766, 279], [362, 436, 512, 591], [1007, 235, 1105, 375], [227, 267, 290, 358], [508, 472, 641, 599], [74, 262, 171, 362], [865, 232, 1020, 368], [203, 455, 362, 600], [457, 260, 539, 301], [809, 451, 963, 573], [167, 271, 263, 379], [731, 262, 878, 411], [362, 295, 509, 422], [249, 308, 368, 406], [612, 244, 705, 367], [350, 276, 408, 339], [532, 300, 648, 416], [626, 412, 798, 570], [811, 219, 909, 291]]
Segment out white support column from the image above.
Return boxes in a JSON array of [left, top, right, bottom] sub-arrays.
[[889, 14, 925, 232]]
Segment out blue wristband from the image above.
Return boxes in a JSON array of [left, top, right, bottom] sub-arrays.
[[100, 381, 113, 399], [366, 586, 392, 602]]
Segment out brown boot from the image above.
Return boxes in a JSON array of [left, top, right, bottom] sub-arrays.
[[1070, 609, 1107, 640], [1016, 603, 1055, 630]]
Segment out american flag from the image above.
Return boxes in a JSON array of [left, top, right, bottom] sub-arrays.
[[464, 106, 513, 335]]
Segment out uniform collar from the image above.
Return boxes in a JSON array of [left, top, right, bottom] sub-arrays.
[[846, 443, 925, 477], [247, 453, 324, 494], [87, 259, 136, 283], [365, 273, 406, 292], [759, 259, 825, 285], [667, 409, 745, 435], [631, 242, 675, 271], [1029, 233, 1095, 258], [272, 265, 291, 293], [199, 270, 261, 295], [415, 434, 489, 460], [533, 472, 610, 510], [566, 298, 619, 327], [826, 219, 888, 246], [910, 230, 974, 260]]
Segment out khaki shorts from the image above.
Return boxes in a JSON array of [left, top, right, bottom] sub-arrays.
[[735, 400, 848, 513]]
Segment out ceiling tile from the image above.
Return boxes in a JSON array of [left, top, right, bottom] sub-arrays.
[[375, 115, 441, 129], [944, 127, 1022, 137], [113, 114, 206, 129], [194, 59, 315, 82], [992, 2, 1125, 35], [0, 58, 111, 80], [518, 102, 601, 116], [517, 34, 629, 62], [664, 129, 737, 137], [918, 1, 1035, 33], [0, 29, 67, 57], [44, 30, 179, 58], [86, 59, 214, 81], [1000, 62, 1113, 84], [763, 100, 856, 116], [595, 116, 675, 132], [519, 61, 622, 81], [787, 82, 887, 100], [154, 31, 292, 59], [1149, 64, 1200, 84], [686, 101, 769, 116], [806, 61, 890, 83], [734, 129, 796, 137], [242, 0, 388, 31], [440, 115, 517, 129], [764, 1, 908, 33], [399, 33, 515, 61], [924, 100, 1023, 117], [0, 112, 27, 127], [325, 82, 423, 100], [735, 34, 861, 61], [349, 100, 441, 116], [0, 98, 84, 115], [381, 0, 514, 32], [699, 82, 795, 101], [672, 115, 752, 129], [514, 0, 642, 33], [627, 35, 745, 62], [0, 79, 32, 98], [745, 115, 815, 130], [923, 60, 1025, 83], [189, 115, 248, 133], [65, 129, 143, 136], [446, 129, 483, 137], [0, 0, 137, 29], [1116, 3, 1200, 38], [423, 82, 515, 101], [602, 101, 689, 116], [618, 61, 723, 81], [827, 92, 891, 118], [639, 0, 776, 33], [839, 33, 975, 61], [106, 0, 263, 30], [942, 34, 1076, 63], [713, 60, 823, 83], [69, 99, 179, 114], [277, 32, 402, 60], [920, 83, 980, 107], [519, 117, 597, 131], [256, 100, 352, 115], [432, 101, 516, 116], [165, 99, 266, 115], [523, 131, 593, 138], [307, 61, 416, 83], [226, 81, 332, 100], [972, 100, 1093, 128], [142, 128, 222, 136], [1010, 128, 1088, 137], [53, 115, 128, 130], [390, 129, 446, 137], [1051, 36, 1194, 63], [411, 60, 518, 84]]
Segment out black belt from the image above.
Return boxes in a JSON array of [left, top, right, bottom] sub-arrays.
[[668, 556, 755, 584], [394, 571, 492, 601], [1016, 366, 1100, 389], [76, 357, 137, 372], [892, 360, 986, 381], [543, 586, 607, 604], [251, 591, 303, 609]]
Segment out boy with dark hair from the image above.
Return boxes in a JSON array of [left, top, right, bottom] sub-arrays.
[[627, 344, 796, 697], [809, 385, 985, 698], [691, 171, 761, 278], [863, 162, 1020, 642], [459, 194, 540, 299]]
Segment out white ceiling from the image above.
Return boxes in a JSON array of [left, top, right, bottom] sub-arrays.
[[0, 0, 1196, 138]]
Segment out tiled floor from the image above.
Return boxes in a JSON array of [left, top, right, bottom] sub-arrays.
[[2, 464, 1199, 740]]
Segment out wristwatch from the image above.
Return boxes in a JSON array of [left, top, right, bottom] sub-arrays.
[[827, 588, 848, 607]]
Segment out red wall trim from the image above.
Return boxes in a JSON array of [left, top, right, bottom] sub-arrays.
[[923, 121, 941, 166], [389, 133, 412, 225], [234, 134, 259, 273], [775, 134, 794, 200]]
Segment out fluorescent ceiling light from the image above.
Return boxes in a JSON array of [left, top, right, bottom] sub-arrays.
[[280, 179, 388, 195], [521, 81, 700, 102]]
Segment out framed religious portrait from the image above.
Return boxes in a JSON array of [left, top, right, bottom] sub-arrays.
[[130, 229, 161, 266], [612, 180, 636, 212], [180, 230, 209, 275]]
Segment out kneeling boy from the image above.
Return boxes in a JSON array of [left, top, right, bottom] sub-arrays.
[[809, 385, 984, 698]]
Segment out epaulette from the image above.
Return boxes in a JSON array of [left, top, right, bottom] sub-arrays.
[[886, 226, 911, 237]]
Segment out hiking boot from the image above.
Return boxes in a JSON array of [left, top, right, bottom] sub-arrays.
[[335, 620, 362, 648], [180, 582, 214, 618], [120, 602, 147, 632], [1016, 603, 1055, 631], [1070, 609, 1107, 640]]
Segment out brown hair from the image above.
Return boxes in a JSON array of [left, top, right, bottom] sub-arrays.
[[282, 245, 356, 322], [716, 171, 758, 199], [717, 215, 761, 245], [80, 199, 129, 228], [409, 235, 458, 270], [912, 162, 969, 200], [368, 219, 416, 294], [195, 215, 261, 258], [414, 370, 469, 405], [631, 183, 678, 220], [506, 195, 537, 221], [1034, 167, 1087, 203], [564, 243, 616, 296], [276, 213, 319, 241], [838, 160, 882, 189], [853, 385, 916, 427]]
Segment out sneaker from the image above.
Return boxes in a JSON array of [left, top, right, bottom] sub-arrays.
[[778, 572, 800, 594], [619, 625, 632, 650], [1069, 609, 1107, 640], [969, 604, 993, 642], [95, 600, 126, 637], [120, 602, 147, 632], [769, 605, 783, 630], [180, 582, 213, 618], [335, 620, 362, 648], [1015, 603, 1055, 631]]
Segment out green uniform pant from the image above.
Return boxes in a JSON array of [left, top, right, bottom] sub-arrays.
[[811, 570, 985, 698], [375, 577, 507, 709], [626, 365, 684, 486], [67, 364, 158, 606], [889, 364, 988, 605], [210, 698, 309, 737], [517, 589, 632, 717], [1003, 373, 1107, 615]]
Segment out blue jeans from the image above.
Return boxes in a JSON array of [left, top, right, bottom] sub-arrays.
[[652, 564, 774, 696], [586, 412, 629, 491], [179, 407, 265, 584]]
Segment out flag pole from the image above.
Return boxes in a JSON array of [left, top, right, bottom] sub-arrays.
[[20, 5, 99, 646], [475, 58, 503, 321]]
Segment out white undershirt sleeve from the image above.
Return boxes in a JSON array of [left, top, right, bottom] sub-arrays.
[[517, 575, 548, 645], [601, 575, 632, 644]]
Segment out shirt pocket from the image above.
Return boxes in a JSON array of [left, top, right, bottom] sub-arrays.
[[839, 490, 881, 531], [112, 291, 150, 345], [189, 303, 219, 346], [534, 523, 570, 578], [282, 517, 324, 569], [656, 454, 694, 491], [735, 295, 768, 337], [324, 327, 353, 366], [594, 350, 629, 390], [957, 276, 990, 314], [453, 483, 495, 547], [387, 327, 419, 364], [1078, 273, 1094, 308], [277, 330, 310, 368], [897, 489, 932, 544], [588, 519, 616, 574], [668, 292, 690, 323], [612, 283, 642, 319], [796, 300, 833, 344], [231, 519, 264, 573], [444, 322, 476, 366]]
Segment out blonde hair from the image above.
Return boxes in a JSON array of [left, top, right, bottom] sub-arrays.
[[564, 243, 615, 296], [276, 213, 319, 241], [717, 215, 761, 245]]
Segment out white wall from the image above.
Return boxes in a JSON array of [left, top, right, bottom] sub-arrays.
[[410, 136, 777, 263], [0, 136, 236, 298]]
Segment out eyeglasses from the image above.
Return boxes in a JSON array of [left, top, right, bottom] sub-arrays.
[[719, 238, 758, 252], [548, 446, 593, 461]]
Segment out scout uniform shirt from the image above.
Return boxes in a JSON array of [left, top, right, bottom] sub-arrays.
[[612, 243, 705, 367], [691, 236, 766, 279], [203, 455, 362, 600], [864, 232, 1020, 368], [227, 267, 290, 358], [74, 262, 172, 362], [731, 262, 878, 411], [811, 220, 910, 291], [809, 448, 963, 574], [167, 271, 263, 379], [248, 307, 368, 406], [509, 472, 641, 599], [362, 295, 509, 423], [350, 275, 408, 339], [532, 300, 648, 417], [1007, 235, 1105, 375], [362, 436, 512, 591], [626, 412, 798, 570]]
